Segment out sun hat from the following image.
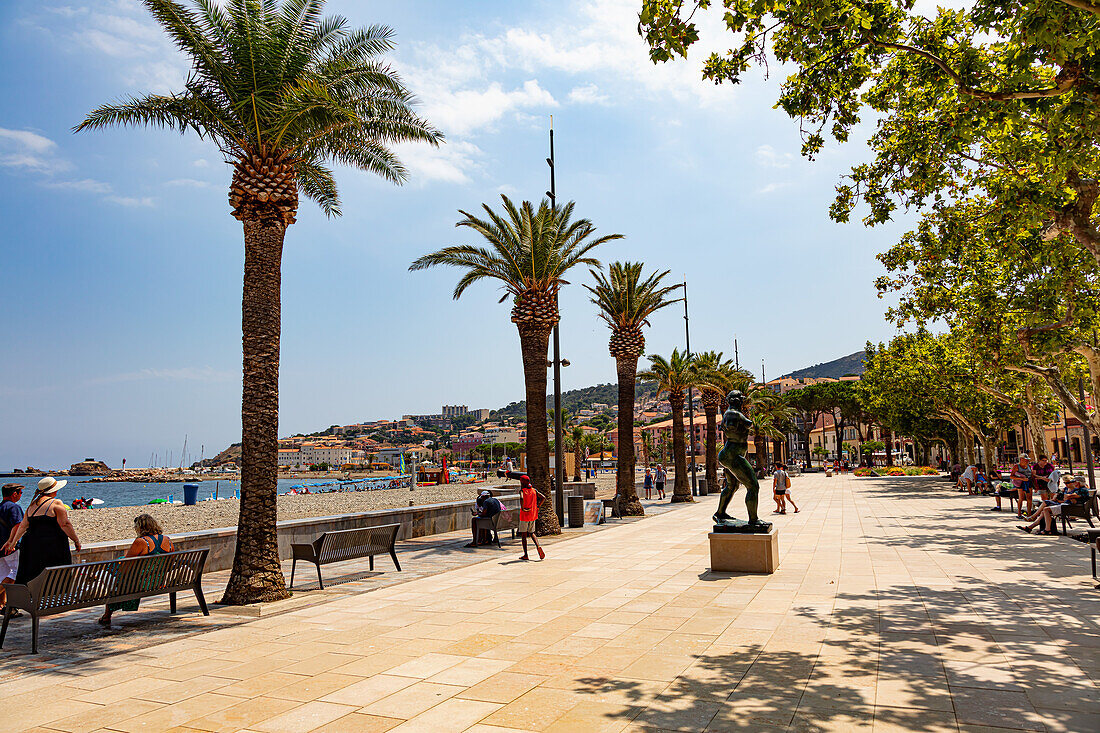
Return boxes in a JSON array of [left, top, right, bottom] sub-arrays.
[[479, 490, 491, 497], [36, 476, 67, 495], [1019, 454, 1030, 461]]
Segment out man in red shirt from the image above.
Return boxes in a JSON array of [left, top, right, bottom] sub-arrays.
[[500, 470, 546, 560]]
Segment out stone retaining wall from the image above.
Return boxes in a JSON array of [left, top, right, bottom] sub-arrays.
[[74, 493, 522, 573]]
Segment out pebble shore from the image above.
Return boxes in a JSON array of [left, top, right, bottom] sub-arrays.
[[70, 474, 620, 543]]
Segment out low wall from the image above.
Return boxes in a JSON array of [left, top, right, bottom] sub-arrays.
[[74, 493, 521, 573]]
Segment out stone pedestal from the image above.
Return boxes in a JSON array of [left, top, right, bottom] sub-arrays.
[[709, 527, 779, 573]]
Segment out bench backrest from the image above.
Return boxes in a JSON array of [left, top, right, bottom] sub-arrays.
[[27, 549, 208, 613], [316, 524, 399, 564]]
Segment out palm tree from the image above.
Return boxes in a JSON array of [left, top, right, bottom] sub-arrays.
[[77, 0, 440, 605], [640, 432, 653, 468], [638, 349, 696, 503], [571, 425, 585, 482], [585, 262, 679, 515], [745, 388, 794, 469], [410, 196, 620, 534]]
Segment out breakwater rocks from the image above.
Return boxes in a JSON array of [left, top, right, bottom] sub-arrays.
[[69, 460, 111, 476]]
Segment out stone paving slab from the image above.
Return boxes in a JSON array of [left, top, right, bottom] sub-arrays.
[[0, 499, 678, 674], [3, 473, 1098, 732]]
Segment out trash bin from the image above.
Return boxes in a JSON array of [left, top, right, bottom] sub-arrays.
[[697, 478, 708, 496], [567, 495, 585, 528], [183, 483, 199, 506]]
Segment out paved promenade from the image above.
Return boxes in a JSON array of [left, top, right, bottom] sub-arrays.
[[4, 473, 1098, 732]]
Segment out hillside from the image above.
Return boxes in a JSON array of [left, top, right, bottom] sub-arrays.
[[492, 382, 658, 421], [781, 350, 866, 379]]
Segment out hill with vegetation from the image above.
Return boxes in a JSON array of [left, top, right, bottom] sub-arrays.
[[781, 350, 866, 379], [491, 382, 658, 421]]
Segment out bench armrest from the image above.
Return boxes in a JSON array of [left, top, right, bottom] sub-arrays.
[[291, 543, 318, 561], [2, 583, 34, 613]]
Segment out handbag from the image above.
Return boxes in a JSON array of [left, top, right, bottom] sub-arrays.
[[784, 475, 792, 489]]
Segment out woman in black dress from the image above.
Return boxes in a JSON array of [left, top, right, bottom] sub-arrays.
[[2, 477, 82, 583]]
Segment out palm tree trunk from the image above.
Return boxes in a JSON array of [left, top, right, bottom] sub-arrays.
[[518, 325, 561, 535], [221, 220, 291, 605], [669, 392, 692, 502], [703, 403, 718, 496], [615, 355, 644, 515]]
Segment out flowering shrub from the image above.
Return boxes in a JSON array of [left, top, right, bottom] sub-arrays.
[[853, 467, 876, 477], [918, 467, 938, 475], [886, 467, 907, 476]]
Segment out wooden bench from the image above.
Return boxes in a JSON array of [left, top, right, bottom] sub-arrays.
[[473, 510, 516, 548], [290, 524, 401, 590], [0, 549, 209, 654]]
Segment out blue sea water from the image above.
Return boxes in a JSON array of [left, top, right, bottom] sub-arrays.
[[0, 476, 309, 509]]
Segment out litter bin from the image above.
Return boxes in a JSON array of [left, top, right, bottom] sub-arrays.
[[183, 483, 199, 506], [567, 495, 585, 528], [697, 478, 708, 496]]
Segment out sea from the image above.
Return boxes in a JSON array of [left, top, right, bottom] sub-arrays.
[[0, 476, 311, 509]]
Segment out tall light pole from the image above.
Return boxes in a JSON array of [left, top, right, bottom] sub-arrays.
[[547, 116, 565, 524], [677, 280, 698, 495]]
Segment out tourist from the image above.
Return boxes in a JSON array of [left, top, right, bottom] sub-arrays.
[[772, 462, 786, 513], [499, 469, 545, 560], [1, 477, 81, 585], [0, 484, 24, 613], [1017, 475, 1090, 535], [655, 464, 666, 500], [1010, 454, 1034, 518], [1032, 455, 1055, 501], [644, 467, 653, 500], [98, 514, 174, 627], [465, 490, 502, 547], [957, 464, 978, 494]]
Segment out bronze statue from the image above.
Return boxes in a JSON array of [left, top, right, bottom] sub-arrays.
[[714, 390, 772, 533]]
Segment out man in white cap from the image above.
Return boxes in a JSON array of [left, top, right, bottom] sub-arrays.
[[466, 490, 502, 547]]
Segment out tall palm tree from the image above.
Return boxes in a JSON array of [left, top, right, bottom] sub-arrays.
[[745, 387, 793, 469], [638, 349, 696, 502], [410, 195, 620, 534], [640, 432, 653, 468], [77, 0, 440, 605], [585, 262, 679, 515], [694, 353, 753, 494]]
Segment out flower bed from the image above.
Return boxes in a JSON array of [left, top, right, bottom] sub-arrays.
[[853, 466, 940, 477]]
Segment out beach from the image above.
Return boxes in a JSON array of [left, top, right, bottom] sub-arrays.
[[68, 472, 621, 543]]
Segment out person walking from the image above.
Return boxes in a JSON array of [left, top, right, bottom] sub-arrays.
[[498, 470, 545, 560], [98, 514, 174, 627], [643, 467, 653, 500], [2, 477, 81, 585], [655, 464, 666, 500], [772, 462, 799, 514], [0, 484, 25, 613]]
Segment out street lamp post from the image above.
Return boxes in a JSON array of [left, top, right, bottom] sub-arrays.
[[547, 117, 565, 525], [676, 280, 698, 496]]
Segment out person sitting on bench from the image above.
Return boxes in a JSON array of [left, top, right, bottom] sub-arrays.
[[1017, 475, 1090, 535], [957, 464, 978, 494], [465, 491, 501, 548]]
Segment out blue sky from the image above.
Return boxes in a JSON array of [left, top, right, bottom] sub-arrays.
[[0, 0, 915, 469]]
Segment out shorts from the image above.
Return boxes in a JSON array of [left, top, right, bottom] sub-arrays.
[[0, 552, 18, 581], [774, 489, 787, 495], [1049, 503, 1070, 516], [518, 520, 535, 533]]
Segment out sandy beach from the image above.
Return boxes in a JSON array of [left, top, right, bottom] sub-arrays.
[[69, 472, 620, 544]]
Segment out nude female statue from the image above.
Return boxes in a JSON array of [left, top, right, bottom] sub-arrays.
[[714, 390, 771, 530]]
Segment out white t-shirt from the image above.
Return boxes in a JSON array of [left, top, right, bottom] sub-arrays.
[[960, 466, 976, 483], [773, 470, 789, 493]]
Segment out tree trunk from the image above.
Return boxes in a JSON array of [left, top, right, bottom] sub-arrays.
[[518, 325, 560, 536], [704, 402, 718, 494], [885, 428, 894, 466], [615, 355, 644, 515], [1024, 379, 1048, 458], [964, 430, 976, 467], [221, 219, 291, 606], [669, 392, 692, 502]]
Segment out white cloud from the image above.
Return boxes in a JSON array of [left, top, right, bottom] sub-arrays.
[[418, 80, 557, 137], [396, 140, 484, 185], [0, 128, 68, 173], [41, 178, 113, 193], [568, 83, 609, 105], [758, 182, 790, 195], [756, 144, 794, 169], [163, 178, 211, 188], [89, 366, 233, 385], [106, 195, 155, 207]]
